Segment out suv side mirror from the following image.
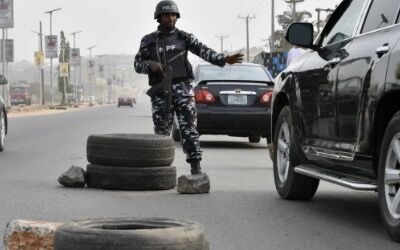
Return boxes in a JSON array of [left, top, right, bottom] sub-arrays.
[[0, 75, 7, 85], [285, 23, 318, 50]]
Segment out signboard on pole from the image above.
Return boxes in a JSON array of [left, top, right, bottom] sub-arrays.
[[0, 39, 13, 62], [45, 35, 58, 58], [0, 0, 13, 28], [88, 60, 95, 76], [34, 51, 44, 66], [98, 65, 105, 77], [59, 63, 69, 77], [70, 48, 80, 66]]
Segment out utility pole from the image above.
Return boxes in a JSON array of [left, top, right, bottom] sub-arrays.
[[87, 45, 96, 106], [238, 15, 256, 62], [271, 0, 275, 53], [215, 34, 228, 53], [315, 8, 334, 34], [70, 31, 82, 104], [285, 0, 302, 22], [32, 22, 45, 105], [45, 8, 61, 108], [5, 28, 9, 108]]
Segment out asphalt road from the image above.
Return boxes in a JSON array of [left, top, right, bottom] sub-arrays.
[[0, 96, 398, 249]]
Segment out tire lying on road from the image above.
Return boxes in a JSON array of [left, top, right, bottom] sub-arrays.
[[54, 218, 209, 250], [87, 164, 176, 190], [87, 134, 175, 167]]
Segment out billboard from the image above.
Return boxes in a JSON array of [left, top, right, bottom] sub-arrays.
[[45, 35, 58, 58], [0, 0, 13, 28], [70, 48, 80, 66], [34, 51, 44, 66], [0, 39, 13, 62]]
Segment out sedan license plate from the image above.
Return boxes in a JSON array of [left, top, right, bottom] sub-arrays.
[[228, 95, 247, 105]]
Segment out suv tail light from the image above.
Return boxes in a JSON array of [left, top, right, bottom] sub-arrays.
[[260, 91, 273, 106], [195, 88, 216, 104]]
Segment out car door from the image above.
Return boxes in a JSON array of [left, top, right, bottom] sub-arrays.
[[299, 0, 369, 152], [335, 0, 400, 154]]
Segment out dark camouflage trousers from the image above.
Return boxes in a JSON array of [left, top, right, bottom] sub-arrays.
[[151, 81, 202, 163]]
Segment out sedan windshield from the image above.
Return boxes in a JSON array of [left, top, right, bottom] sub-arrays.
[[197, 65, 272, 82]]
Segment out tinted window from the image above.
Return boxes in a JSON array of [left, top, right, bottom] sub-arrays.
[[197, 65, 272, 83], [321, 0, 368, 47], [361, 0, 398, 33]]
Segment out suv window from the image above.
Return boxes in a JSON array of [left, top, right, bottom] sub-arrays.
[[321, 0, 368, 47], [361, 0, 398, 33]]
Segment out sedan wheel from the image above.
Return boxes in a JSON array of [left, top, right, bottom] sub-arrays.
[[0, 111, 5, 152], [378, 111, 400, 242]]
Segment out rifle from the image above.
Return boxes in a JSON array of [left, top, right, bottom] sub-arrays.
[[146, 65, 173, 118]]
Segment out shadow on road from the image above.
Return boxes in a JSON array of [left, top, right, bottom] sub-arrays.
[[200, 141, 267, 149], [272, 191, 387, 239]]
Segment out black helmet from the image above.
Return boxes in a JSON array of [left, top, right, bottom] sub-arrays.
[[154, 0, 180, 19]]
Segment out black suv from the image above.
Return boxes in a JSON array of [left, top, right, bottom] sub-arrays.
[[272, 0, 400, 242]]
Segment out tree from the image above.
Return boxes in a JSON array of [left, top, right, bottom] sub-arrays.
[[274, 0, 312, 51], [58, 31, 72, 105]]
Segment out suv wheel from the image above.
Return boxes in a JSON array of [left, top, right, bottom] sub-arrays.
[[378, 111, 400, 242], [0, 111, 5, 152], [273, 106, 319, 200]]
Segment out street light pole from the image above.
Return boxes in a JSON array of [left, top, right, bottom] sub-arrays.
[[87, 45, 96, 106], [45, 8, 61, 108], [70, 31, 82, 104], [271, 0, 275, 53]]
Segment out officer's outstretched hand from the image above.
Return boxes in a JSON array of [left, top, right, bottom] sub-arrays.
[[225, 53, 244, 65], [148, 61, 164, 75]]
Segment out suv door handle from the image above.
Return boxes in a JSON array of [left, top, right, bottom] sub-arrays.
[[326, 57, 341, 68], [376, 44, 390, 58]]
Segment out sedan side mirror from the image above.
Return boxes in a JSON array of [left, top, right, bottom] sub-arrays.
[[285, 23, 318, 50], [0, 74, 7, 85]]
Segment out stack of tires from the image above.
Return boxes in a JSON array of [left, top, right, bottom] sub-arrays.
[[86, 134, 176, 190]]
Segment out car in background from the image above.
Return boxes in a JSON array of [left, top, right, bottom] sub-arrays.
[[10, 85, 31, 106], [172, 63, 274, 143], [0, 75, 8, 152], [118, 96, 136, 108]]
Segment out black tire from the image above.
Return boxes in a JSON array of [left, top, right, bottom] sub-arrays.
[[273, 106, 319, 200], [0, 110, 5, 152], [87, 134, 175, 167], [249, 135, 261, 143], [54, 218, 208, 250], [378, 111, 400, 242], [87, 164, 176, 190]]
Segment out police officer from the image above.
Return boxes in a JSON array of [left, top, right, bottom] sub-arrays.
[[134, 0, 243, 175]]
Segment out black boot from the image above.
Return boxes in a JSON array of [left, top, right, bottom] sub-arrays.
[[190, 159, 202, 175]]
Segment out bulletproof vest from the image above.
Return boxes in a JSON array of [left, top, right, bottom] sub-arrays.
[[148, 30, 193, 85]]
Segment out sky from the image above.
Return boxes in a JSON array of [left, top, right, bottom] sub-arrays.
[[9, 0, 341, 62]]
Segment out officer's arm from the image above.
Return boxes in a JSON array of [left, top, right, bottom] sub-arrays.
[[184, 32, 226, 67], [134, 37, 151, 74]]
